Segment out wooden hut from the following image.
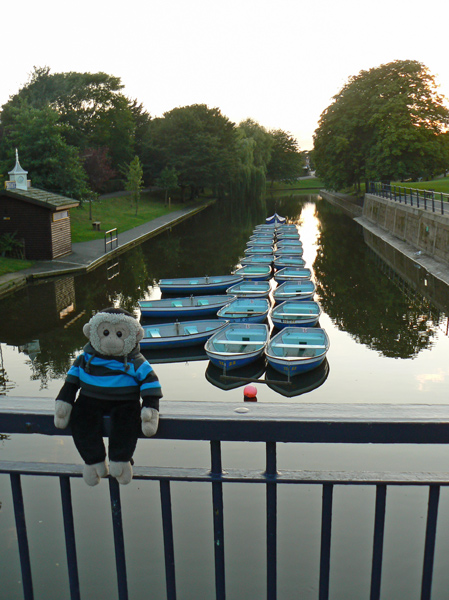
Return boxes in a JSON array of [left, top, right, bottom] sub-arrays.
[[0, 152, 79, 260]]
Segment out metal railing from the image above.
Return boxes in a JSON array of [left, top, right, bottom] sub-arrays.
[[104, 228, 118, 252], [368, 182, 448, 215], [2, 399, 449, 600]]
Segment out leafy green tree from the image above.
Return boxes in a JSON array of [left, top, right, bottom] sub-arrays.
[[157, 166, 178, 206], [125, 156, 143, 215], [149, 104, 238, 200], [313, 60, 449, 191], [232, 120, 272, 206], [1, 67, 136, 177], [0, 103, 88, 199], [266, 129, 304, 184]]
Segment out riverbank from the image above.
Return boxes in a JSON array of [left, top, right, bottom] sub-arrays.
[[0, 199, 215, 299], [321, 190, 449, 288]]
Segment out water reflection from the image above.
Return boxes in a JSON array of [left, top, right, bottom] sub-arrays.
[[265, 359, 329, 398], [205, 358, 266, 391], [313, 201, 445, 359], [0, 196, 448, 398]]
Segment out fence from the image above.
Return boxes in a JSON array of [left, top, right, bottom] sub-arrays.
[[367, 182, 448, 215], [2, 398, 449, 600], [104, 228, 119, 252]]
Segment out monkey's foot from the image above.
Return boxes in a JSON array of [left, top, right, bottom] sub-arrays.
[[110, 461, 133, 485], [83, 461, 109, 486]]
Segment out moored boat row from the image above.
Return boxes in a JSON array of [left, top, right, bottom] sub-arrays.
[[138, 213, 329, 382]]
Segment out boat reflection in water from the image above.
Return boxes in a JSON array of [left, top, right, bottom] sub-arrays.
[[142, 345, 208, 364], [264, 358, 330, 397], [205, 358, 266, 391]]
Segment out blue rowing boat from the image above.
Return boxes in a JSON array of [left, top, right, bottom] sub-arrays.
[[139, 294, 234, 317], [244, 246, 274, 255], [234, 264, 272, 281], [140, 319, 229, 349], [265, 327, 330, 376], [271, 301, 321, 329], [266, 213, 286, 224], [217, 297, 270, 323], [240, 255, 273, 266], [274, 267, 312, 282], [205, 323, 269, 370], [226, 280, 271, 298], [273, 256, 306, 269], [273, 281, 316, 303], [273, 247, 303, 256], [158, 275, 243, 294]]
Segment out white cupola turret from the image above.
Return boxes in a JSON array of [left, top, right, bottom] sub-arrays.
[[8, 149, 29, 190]]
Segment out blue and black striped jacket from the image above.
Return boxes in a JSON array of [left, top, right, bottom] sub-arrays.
[[57, 343, 162, 409]]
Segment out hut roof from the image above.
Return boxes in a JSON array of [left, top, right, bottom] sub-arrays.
[[2, 187, 79, 211]]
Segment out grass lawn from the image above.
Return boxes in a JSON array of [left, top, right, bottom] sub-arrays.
[[0, 257, 34, 276], [391, 178, 449, 196], [70, 191, 187, 243], [268, 178, 324, 191]]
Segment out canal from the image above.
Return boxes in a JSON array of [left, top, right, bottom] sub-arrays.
[[1, 194, 449, 600]]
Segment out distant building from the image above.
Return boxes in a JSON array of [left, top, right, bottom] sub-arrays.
[[0, 151, 79, 260]]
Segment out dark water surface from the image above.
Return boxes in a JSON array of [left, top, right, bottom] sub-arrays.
[[2, 195, 449, 600]]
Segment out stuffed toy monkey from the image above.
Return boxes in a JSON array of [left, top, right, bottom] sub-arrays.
[[54, 307, 162, 486]]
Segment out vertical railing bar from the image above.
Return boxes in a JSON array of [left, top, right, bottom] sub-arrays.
[[319, 483, 333, 600], [10, 473, 34, 600], [59, 476, 81, 600], [421, 485, 440, 600], [370, 484, 387, 600], [160, 480, 177, 600], [108, 477, 129, 600], [210, 440, 225, 600], [266, 441, 277, 600]]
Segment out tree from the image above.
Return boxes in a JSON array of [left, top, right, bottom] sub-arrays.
[[266, 129, 304, 184], [1, 67, 136, 174], [157, 166, 178, 206], [148, 104, 238, 200], [125, 156, 143, 216], [232, 120, 272, 205], [313, 60, 449, 191], [81, 147, 116, 193], [0, 103, 88, 199]]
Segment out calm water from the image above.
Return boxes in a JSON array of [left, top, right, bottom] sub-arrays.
[[2, 195, 449, 600], [0, 195, 448, 404]]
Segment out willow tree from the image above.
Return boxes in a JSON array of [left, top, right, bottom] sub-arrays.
[[313, 60, 449, 191], [232, 119, 273, 206]]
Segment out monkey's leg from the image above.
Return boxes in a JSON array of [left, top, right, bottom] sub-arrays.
[[71, 394, 108, 485], [108, 400, 141, 484]]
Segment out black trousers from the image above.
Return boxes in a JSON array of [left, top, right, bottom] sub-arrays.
[[70, 393, 141, 465]]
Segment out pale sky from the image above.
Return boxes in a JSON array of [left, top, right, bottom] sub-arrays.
[[3, 0, 449, 150]]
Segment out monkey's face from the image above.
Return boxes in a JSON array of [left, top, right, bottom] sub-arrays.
[[84, 311, 143, 357], [96, 321, 131, 356]]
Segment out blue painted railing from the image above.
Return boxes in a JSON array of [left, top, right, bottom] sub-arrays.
[[368, 182, 448, 215], [2, 398, 449, 600]]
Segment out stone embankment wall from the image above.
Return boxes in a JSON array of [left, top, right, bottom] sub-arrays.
[[319, 191, 363, 218], [363, 194, 449, 263]]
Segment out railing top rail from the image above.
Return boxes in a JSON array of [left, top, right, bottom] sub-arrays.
[[369, 181, 449, 201], [3, 397, 449, 444]]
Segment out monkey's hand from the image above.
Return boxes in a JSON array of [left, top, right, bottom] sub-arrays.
[[54, 400, 73, 429], [141, 407, 159, 437], [55, 400, 72, 429]]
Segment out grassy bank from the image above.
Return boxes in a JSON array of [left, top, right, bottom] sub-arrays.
[[71, 191, 185, 243], [391, 177, 449, 195], [268, 177, 324, 191], [0, 257, 34, 276]]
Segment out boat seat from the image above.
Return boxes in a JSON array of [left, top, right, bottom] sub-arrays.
[[148, 328, 161, 338], [172, 301, 183, 307], [184, 326, 198, 334], [197, 299, 210, 306]]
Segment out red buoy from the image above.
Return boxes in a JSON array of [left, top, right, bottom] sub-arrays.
[[244, 385, 257, 402]]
